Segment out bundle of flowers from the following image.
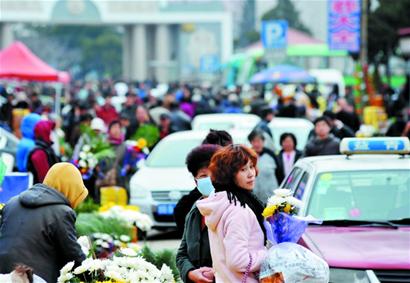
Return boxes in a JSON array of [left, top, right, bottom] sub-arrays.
[[77, 234, 141, 259], [57, 256, 174, 283], [131, 124, 160, 148], [121, 139, 149, 176], [73, 126, 116, 179], [99, 204, 153, 232], [73, 145, 99, 179], [262, 189, 305, 244], [259, 189, 328, 283]]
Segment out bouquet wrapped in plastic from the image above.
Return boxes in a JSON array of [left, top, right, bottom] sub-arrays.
[[121, 139, 150, 176], [259, 189, 329, 283]]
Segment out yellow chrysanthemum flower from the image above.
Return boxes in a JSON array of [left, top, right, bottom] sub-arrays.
[[283, 204, 292, 213], [137, 138, 148, 149], [262, 205, 277, 218]]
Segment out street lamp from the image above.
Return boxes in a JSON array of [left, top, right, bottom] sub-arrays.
[[398, 28, 410, 120]]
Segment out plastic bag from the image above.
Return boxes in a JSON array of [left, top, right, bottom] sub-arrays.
[[259, 242, 329, 283]]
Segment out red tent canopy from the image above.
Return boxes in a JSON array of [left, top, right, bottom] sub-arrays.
[[0, 41, 60, 81]]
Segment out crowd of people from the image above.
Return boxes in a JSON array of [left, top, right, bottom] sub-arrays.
[[0, 79, 409, 202], [0, 78, 409, 283]]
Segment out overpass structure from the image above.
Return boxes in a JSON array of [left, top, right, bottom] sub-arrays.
[[0, 0, 233, 82]]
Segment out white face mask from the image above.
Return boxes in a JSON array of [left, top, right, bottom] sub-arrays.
[[196, 176, 215, 196]]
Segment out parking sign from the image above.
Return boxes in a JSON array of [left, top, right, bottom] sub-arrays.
[[261, 20, 288, 49]]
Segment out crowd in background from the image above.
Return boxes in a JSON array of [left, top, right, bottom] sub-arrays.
[[0, 78, 409, 202]]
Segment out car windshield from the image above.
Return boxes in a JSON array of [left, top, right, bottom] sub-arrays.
[[146, 138, 202, 167], [307, 170, 410, 222]]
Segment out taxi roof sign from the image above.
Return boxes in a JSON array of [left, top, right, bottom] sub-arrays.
[[340, 137, 410, 155]]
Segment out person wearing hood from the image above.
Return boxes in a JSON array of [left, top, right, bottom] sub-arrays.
[[304, 116, 340, 157], [196, 145, 267, 283], [176, 144, 220, 283], [0, 162, 88, 283], [27, 120, 60, 184], [16, 113, 42, 172]]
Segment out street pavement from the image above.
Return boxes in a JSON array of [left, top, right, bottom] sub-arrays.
[[143, 229, 181, 252]]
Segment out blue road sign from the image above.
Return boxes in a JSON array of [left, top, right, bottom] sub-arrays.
[[200, 54, 220, 73], [261, 20, 288, 49]]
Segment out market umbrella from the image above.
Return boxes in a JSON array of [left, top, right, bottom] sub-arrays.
[[250, 64, 316, 84]]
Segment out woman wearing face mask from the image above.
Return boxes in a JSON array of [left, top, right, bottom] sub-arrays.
[[197, 145, 267, 283], [176, 144, 220, 283]]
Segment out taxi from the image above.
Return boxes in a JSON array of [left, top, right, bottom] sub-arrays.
[[279, 137, 410, 283]]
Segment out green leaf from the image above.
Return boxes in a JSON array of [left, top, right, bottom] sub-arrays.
[[131, 124, 160, 147]]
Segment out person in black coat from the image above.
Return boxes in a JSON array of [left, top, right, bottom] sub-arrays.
[[176, 144, 220, 283], [174, 130, 233, 236], [304, 117, 340, 157], [276, 133, 303, 184], [0, 163, 88, 283]]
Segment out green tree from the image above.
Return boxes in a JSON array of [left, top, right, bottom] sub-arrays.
[[261, 0, 311, 34], [20, 25, 123, 79], [368, 0, 410, 65]]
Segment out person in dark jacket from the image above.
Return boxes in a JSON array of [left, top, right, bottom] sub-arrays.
[[276, 133, 303, 184], [27, 120, 60, 184], [176, 144, 220, 283], [0, 162, 88, 283], [174, 130, 233, 236], [253, 106, 274, 138], [304, 116, 340, 157]]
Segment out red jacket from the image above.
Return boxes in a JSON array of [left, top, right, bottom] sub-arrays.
[[96, 104, 119, 125]]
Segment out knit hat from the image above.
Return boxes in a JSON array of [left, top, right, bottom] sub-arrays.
[[43, 162, 88, 208]]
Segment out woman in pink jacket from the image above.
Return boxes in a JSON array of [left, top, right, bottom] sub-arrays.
[[197, 144, 267, 283]]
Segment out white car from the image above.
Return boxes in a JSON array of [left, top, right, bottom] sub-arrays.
[[192, 113, 261, 131], [278, 137, 410, 282], [268, 117, 314, 151], [129, 130, 249, 229]]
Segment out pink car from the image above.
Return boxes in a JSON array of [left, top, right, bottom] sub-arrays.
[[280, 138, 410, 282]]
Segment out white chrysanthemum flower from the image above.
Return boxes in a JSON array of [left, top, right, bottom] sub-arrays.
[[87, 259, 105, 272], [93, 232, 103, 239], [274, 188, 292, 197], [73, 265, 87, 275], [79, 152, 87, 160], [60, 261, 75, 275], [160, 264, 174, 283], [77, 236, 90, 256], [57, 272, 73, 283], [101, 242, 110, 249], [78, 160, 87, 168], [284, 196, 303, 208], [101, 234, 113, 242], [82, 145, 91, 152], [119, 247, 138, 257], [120, 235, 131, 242], [267, 195, 286, 206], [105, 270, 125, 282]]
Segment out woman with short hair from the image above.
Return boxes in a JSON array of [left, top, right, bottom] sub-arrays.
[[197, 144, 267, 283]]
